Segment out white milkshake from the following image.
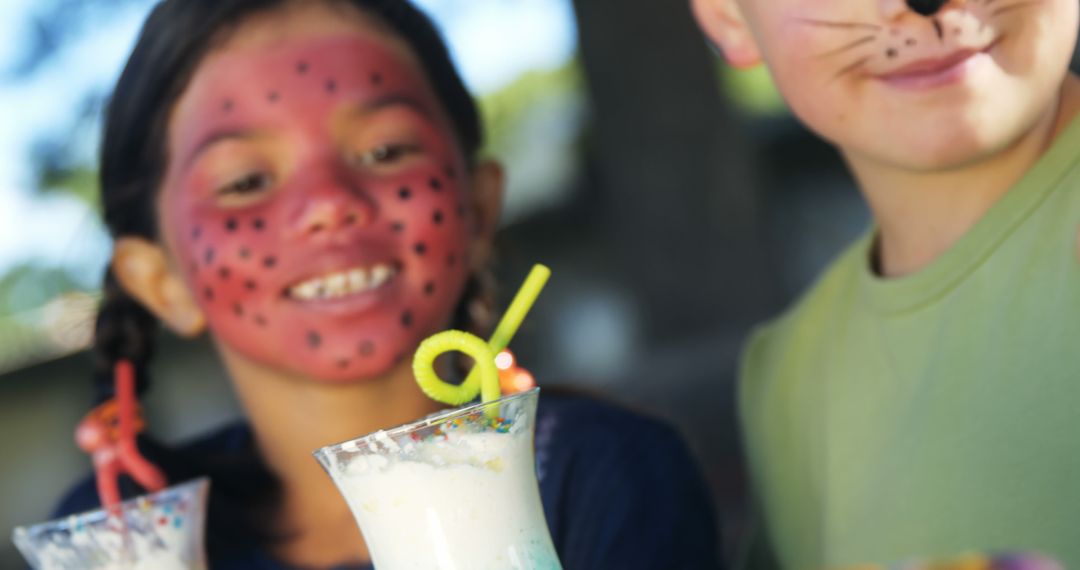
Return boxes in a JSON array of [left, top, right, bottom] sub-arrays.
[[315, 388, 561, 570]]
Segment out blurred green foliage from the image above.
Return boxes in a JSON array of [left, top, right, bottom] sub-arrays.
[[36, 165, 101, 211], [479, 57, 585, 156], [719, 63, 787, 116], [0, 263, 84, 317]]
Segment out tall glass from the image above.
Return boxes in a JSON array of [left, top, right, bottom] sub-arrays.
[[12, 477, 210, 570], [314, 387, 561, 569]]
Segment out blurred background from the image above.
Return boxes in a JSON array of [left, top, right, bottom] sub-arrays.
[[6, 0, 1055, 566]]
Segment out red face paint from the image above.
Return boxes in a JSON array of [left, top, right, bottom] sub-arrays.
[[160, 37, 472, 382]]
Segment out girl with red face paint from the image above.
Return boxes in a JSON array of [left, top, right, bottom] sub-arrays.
[[48, 1, 722, 569]]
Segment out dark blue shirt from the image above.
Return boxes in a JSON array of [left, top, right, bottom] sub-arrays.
[[54, 392, 720, 569]]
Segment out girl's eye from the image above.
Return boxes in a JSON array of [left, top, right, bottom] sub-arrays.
[[217, 172, 272, 196], [354, 143, 421, 167]]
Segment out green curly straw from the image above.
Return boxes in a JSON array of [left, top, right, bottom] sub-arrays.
[[413, 264, 551, 413]]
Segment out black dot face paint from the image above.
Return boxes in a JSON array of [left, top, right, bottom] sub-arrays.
[[168, 37, 480, 384], [886, 48, 898, 58]]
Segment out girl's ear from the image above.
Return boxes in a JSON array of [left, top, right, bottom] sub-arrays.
[[112, 237, 207, 337], [466, 159, 505, 272], [690, 0, 763, 69]]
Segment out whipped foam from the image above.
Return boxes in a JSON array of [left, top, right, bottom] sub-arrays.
[[328, 427, 561, 569], [13, 479, 208, 570]]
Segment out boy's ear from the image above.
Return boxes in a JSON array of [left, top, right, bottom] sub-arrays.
[[690, 0, 762, 69], [466, 159, 505, 272], [112, 237, 206, 337]]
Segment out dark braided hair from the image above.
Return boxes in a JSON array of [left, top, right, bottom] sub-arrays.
[[92, 0, 490, 555], [92, 270, 157, 402]]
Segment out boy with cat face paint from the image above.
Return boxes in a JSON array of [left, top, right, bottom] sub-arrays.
[[690, 0, 1080, 567]]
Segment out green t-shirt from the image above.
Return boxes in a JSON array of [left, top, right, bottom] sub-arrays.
[[740, 114, 1080, 570]]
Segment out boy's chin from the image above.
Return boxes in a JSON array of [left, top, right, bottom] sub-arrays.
[[847, 127, 1016, 175], [889, 146, 990, 173]]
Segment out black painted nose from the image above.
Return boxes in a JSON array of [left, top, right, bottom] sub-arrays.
[[906, 0, 947, 16]]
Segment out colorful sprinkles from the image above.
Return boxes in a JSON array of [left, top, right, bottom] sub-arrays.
[[62, 481, 198, 543], [405, 413, 516, 444]]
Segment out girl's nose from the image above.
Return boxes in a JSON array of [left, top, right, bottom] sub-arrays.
[[292, 182, 377, 240]]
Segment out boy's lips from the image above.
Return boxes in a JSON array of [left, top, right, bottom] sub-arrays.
[[876, 45, 992, 90]]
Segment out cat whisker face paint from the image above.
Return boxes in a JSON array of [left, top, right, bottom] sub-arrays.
[[159, 32, 474, 382], [723, 0, 1077, 170]]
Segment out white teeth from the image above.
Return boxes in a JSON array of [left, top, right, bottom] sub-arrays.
[[326, 273, 347, 296], [370, 265, 391, 288], [288, 263, 395, 301], [294, 281, 319, 300], [347, 268, 368, 291]]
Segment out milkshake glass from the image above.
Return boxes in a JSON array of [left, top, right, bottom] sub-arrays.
[[313, 387, 560, 569], [12, 477, 210, 570]]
